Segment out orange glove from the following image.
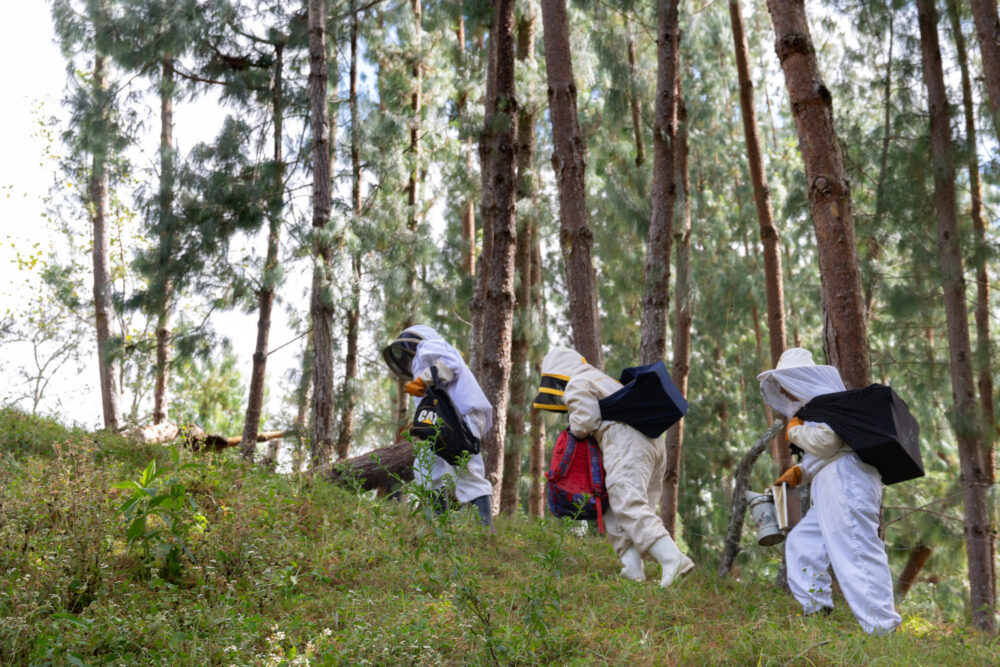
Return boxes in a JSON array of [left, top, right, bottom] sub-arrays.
[[774, 465, 803, 488], [785, 417, 804, 441], [405, 377, 427, 397]]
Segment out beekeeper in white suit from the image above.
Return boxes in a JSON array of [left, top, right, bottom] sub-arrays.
[[758, 347, 901, 635], [534, 346, 694, 587], [382, 325, 494, 528]]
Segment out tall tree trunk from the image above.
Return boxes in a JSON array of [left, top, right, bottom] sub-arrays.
[[308, 0, 337, 468], [730, 0, 791, 472], [660, 83, 690, 536], [479, 0, 519, 511], [540, 0, 603, 369], [470, 14, 499, 376], [91, 52, 121, 431], [949, 0, 998, 597], [917, 0, 996, 632], [153, 54, 174, 426], [626, 18, 645, 167], [456, 6, 477, 278], [293, 333, 314, 474], [638, 0, 681, 367], [970, 0, 1000, 137], [527, 241, 547, 518], [336, 1, 364, 461], [765, 0, 870, 389], [500, 8, 537, 515], [867, 15, 894, 319], [241, 42, 285, 461], [948, 0, 997, 449]]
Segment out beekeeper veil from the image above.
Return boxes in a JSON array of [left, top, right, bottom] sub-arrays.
[[757, 347, 846, 418], [532, 347, 589, 412]]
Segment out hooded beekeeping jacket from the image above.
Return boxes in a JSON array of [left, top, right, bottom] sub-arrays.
[[757, 347, 852, 482], [400, 325, 494, 503], [539, 347, 672, 558], [403, 325, 493, 439], [758, 348, 901, 635]]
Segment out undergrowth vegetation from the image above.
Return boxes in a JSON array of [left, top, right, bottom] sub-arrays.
[[1, 408, 997, 665]]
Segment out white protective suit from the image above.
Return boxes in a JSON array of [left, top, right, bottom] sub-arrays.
[[403, 325, 494, 503], [758, 348, 901, 635], [541, 348, 693, 585]]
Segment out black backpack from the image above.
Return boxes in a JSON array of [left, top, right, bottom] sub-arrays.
[[410, 366, 481, 465]]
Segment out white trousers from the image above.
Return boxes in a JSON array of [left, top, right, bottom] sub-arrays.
[[412, 451, 493, 503], [786, 454, 902, 635], [601, 424, 672, 557]]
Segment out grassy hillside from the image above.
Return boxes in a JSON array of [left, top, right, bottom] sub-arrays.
[[0, 408, 996, 666]]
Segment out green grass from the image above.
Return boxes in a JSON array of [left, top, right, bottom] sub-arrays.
[[1, 409, 996, 666]]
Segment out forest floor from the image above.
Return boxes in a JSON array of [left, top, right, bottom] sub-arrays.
[[1, 407, 997, 666]]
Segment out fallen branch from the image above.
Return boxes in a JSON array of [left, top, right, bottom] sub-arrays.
[[188, 429, 294, 453], [718, 419, 785, 577], [321, 440, 415, 491]]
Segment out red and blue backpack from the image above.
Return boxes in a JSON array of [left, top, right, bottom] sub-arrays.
[[545, 429, 609, 533]]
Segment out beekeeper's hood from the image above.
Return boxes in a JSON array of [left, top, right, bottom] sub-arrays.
[[382, 324, 442, 379], [532, 347, 590, 412], [757, 347, 846, 417]]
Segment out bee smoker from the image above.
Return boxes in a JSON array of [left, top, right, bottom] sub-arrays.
[[745, 489, 786, 546]]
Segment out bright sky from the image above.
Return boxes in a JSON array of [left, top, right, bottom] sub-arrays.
[[0, 4, 304, 429]]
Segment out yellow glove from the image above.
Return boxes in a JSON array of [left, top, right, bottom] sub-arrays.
[[405, 377, 427, 397], [774, 465, 802, 489], [785, 417, 804, 441]]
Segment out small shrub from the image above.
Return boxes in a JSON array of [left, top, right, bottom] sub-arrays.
[[113, 446, 207, 583]]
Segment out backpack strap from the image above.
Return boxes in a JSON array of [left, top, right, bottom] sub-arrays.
[[586, 437, 605, 535]]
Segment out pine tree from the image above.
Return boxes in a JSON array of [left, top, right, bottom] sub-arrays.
[[479, 0, 519, 510], [308, 0, 337, 468], [765, 0, 871, 388], [638, 0, 680, 367], [916, 0, 996, 632], [540, 0, 603, 368], [969, 0, 1000, 137], [729, 0, 791, 472]]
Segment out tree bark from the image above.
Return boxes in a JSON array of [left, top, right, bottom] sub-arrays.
[[336, 1, 364, 462], [478, 0, 519, 513], [896, 543, 934, 600], [730, 0, 792, 473], [153, 54, 174, 426], [528, 240, 547, 518], [91, 52, 121, 431], [500, 8, 537, 515], [322, 440, 416, 491], [917, 0, 996, 632], [456, 6, 477, 278], [660, 83, 690, 537], [241, 42, 285, 461], [638, 0, 681, 367], [470, 13, 499, 377], [308, 0, 337, 469], [949, 0, 998, 598], [970, 0, 1000, 137], [948, 0, 996, 450], [626, 19, 645, 168], [293, 333, 313, 473], [765, 0, 870, 389], [540, 0, 603, 369]]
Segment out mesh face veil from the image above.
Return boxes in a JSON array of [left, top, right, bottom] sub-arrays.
[[381, 333, 424, 379], [532, 373, 569, 412]]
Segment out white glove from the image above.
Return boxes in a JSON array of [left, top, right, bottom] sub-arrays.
[[418, 361, 454, 386]]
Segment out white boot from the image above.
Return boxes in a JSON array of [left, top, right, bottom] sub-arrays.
[[619, 546, 645, 582], [648, 535, 695, 588]]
